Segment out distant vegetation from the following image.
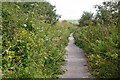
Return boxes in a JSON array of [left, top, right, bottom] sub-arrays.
[[78, 11, 93, 26], [74, 1, 119, 78], [66, 20, 79, 24]]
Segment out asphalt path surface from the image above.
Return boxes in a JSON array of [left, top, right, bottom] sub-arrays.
[[61, 33, 90, 78]]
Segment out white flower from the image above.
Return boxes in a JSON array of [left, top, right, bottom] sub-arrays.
[[23, 24, 27, 27]]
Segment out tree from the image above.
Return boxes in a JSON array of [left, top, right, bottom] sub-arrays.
[[16, 2, 60, 24], [94, 1, 119, 26], [78, 11, 93, 26]]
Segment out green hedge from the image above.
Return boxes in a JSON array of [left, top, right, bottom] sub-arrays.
[[2, 2, 75, 78], [74, 25, 119, 78]]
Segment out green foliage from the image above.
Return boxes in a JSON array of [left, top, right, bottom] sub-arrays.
[[78, 11, 93, 26], [2, 2, 75, 78], [78, 1, 119, 26], [74, 0, 119, 78], [94, 1, 119, 25], [74, 25, 119, 78], [5, 2, 60, 25]]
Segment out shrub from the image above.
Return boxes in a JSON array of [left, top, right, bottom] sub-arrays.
[[2, 2, 75, 78], [74, 25, 119, 78]]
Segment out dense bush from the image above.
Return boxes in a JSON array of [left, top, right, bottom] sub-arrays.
[[78, 11, 93, 27], [75, 1, 119, 78], [94, 1, 118, 26], [74, 25, 119, 78], [2, 2, 75, 78]]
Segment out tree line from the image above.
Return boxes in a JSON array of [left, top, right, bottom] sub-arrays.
[[78, 1, 119, 27]]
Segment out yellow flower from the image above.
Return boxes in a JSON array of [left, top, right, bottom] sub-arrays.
[[8, 56, 12, 59], [111, 54, 118, 59], [96, 40, 101, 43], [9, 67, 14, 70]]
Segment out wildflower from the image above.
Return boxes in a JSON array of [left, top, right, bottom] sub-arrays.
[[23, 24, 27, 27]]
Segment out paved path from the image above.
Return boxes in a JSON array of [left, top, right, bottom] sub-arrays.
[[61, 33, 90, 78]]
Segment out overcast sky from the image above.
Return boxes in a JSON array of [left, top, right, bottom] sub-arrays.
[[47, 0, 109, 20]]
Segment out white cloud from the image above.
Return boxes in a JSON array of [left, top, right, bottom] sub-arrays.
[[48, 0, 108, 20]]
